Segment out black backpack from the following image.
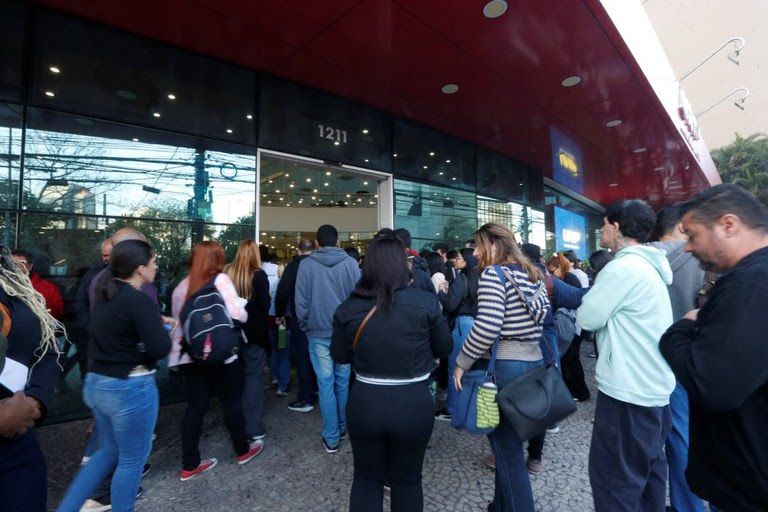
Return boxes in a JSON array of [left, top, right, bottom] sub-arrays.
[[180, 277, 242, 364]]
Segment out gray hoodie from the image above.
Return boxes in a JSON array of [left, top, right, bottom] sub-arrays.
[[294, 247, 361, 339], [650, 240, 704, 321]]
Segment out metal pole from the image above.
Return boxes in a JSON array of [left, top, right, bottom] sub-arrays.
[[680, 37, 745, 82]]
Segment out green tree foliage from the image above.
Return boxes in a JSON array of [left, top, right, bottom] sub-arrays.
[[712, 133, 768, 204]]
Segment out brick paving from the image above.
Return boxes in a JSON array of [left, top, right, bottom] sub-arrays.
[[40, 347, 600, 511]]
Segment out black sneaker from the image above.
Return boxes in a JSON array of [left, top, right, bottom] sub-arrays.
[[287, 400, 314, 413], [142, 463, 151, 478], [435, 408, 452, 421], [322, 438, 339, 453], [339, 430, 347, 442]]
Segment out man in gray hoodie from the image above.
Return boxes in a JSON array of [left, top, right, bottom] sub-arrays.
[[295, 224, 360, 453], [650, 205, 706, 512]]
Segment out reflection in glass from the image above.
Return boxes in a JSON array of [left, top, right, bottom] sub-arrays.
[[478, 197, 545, 249], [0, 103, 22, 210]]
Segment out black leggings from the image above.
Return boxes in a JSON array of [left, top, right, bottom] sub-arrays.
[[561, 334, 591, 401], [181, 361, 249, 470], [347, 380, 434, 512]]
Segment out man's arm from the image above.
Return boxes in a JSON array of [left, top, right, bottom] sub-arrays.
[[294, 261, 311, 332], [576, 263, 632, 332], [660, 283, 768, 412], [552, 278, 588, 310]]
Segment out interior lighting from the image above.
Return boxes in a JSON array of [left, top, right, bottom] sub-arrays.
[[326, 171, 331, 176], [276, 190, 280, 193], [446, 159, 451, 163], [226, 129, 233, 134], [483, 0, 508, 18], [153, 112, 161, 118], [452, 177, 457, 181], [633, 147, 647, 153], [439, 172, 444, 175], [132, 137, 139, 142], [313, 189, 318, 193], [429, 152, 435, 156], [312, 196, 316, 200], [393, 153, 398, 157], [346, 194, 351, 198], [268, 200, 272, 203], [363, 181, 368, 185], [362, 129, 369, 134], [608, 183, 619, 187], [246, 114, 253, 120], [606, 119, 622, 127], [289, 184, 294, 188], [441, 84, 459, 94], [654, 166, 665, 171], [45, 91, 55, 97], [306, 178, 312, 182], [167, 93, 176, 100], [324, 182, 329, 187], [423, 165, 428, 169], [334, 141, 340, 146], [561, 76, 582, 87], [364, 159, 369, 163], [49, 66, 60, 74]]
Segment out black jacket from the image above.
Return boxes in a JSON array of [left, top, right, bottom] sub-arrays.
[[0, 289, 60, 422], [74, 263, 106, 328], [275, 254, 310, 318], [660, 246, 768, 512], [438, 269, 479, 318], [244, 270, 271, 354], [410, 256, 436, 295], [331, 288, 452, 380]]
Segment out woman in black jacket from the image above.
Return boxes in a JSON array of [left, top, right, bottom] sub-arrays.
[[331, 234, 452, 512], [225, 239, 271, 443]]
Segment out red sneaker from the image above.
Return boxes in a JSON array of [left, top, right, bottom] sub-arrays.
[[237, 440, 264, 465], [179, 458, 218, 481]]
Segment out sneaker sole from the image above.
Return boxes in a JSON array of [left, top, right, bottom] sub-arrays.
[[288, 406, 314, 412], [435, 415, 451, 422], [180, 459, 218, 482], [238, 445, 264, 465], [79, 503, 111, 512], [323, 443, 339, 454]]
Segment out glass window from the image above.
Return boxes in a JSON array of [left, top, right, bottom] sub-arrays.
[[476, 148, 530, 205], [0, 1, 24, 102], [260, 76, 391, 171], [394, 179, 477, 251], [30, 11, 257, 145], [544, 186, 603, 259], [0, 103, 22, 210], [393, 120, 475, 192], [23, 110, 257, 228]]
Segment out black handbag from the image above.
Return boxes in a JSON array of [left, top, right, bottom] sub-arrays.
[[496, 364, 576, 440], [495, 267, 576, 440]]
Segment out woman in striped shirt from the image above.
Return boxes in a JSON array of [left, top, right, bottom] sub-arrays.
[[454, 222, 550, 512]]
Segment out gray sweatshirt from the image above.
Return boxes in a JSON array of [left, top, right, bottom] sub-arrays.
[[650, 240, 705, 321], [294, 247, 361, 339]]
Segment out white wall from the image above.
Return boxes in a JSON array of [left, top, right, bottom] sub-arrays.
[[259, 206, 378, 232]]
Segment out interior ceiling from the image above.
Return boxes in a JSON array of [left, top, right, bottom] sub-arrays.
[[35, 0, 717, 208]]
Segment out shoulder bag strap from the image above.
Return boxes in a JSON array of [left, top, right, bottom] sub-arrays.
[[488, 265, 515, 376], [503, 265, 537, 322], [352, 305, 378, 349]]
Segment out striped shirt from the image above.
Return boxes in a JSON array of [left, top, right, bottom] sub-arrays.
[[456, 264, 550, 370]]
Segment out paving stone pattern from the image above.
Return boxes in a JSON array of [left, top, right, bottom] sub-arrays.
[[41, 347, 600, 511]]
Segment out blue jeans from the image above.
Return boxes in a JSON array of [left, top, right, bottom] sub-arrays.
[[57, 373, 158, 512], [269, 323, 291, 392], [446, 316, 474, 414], [487, 359, 542, 512], [308, 336, 351, 446], [667, 383, 705, 512]]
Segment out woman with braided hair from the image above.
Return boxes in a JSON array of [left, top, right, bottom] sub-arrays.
[[0, 242, 64, 512]]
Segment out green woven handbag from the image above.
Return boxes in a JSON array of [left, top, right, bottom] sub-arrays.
[[476, 381, 500, 429]]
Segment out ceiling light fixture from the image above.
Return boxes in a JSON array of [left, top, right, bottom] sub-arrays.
[[429, 152, 435, 156], [363, 181, 368, 185], [132, 137, 139, 142], [326, 171, 331, 176], [362, 129, 369, 134], [364, 159, 369, 162], [334, 141, 340, 146], [49, 66, 60, 74], [153, 112, 161, 118], [654, 166, 665, 171], [246, 114, 253, 120], [483, 0, 508, 18], [606, 119, 622, 127], [608, 183, 619, 187], [439, 172, 444, 175], [324, 182, 329, 186], [445, 159, 451, 163], [423, 165, 428, 169], [226, 129, 233, 134], [306, 178, 311, 182], [167, 93, 176, 100], [393, 153, 398, 157], [561, 76, 582, 87], [633, 147, 647, 153], [441, 83, 459, 94], [44, 91, 55, 97]]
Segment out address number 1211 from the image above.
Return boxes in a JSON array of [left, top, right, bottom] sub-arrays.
[[318, 124, 348, 144]]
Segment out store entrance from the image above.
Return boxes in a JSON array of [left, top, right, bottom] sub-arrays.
[[257, 151, 392, 262]]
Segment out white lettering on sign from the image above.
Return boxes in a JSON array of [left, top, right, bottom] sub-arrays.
[[562, 229, 581, 245], [318, 124, 348, 144]]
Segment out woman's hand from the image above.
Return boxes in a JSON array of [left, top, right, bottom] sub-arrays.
[[453, 366, 465, 391]]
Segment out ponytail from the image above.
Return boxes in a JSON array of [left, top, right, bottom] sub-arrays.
[[95, 267, 119, 303]]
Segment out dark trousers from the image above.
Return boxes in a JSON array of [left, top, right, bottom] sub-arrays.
[[561, 334, 590, 400], [0, 431, 47, 512], [241, 343, 266, 438], [181, 362, 250, 470], [289, 317, 315, 404], [589, 392, 671, 512], [347, 381, 434, 512], [527, 431, 545, 461]]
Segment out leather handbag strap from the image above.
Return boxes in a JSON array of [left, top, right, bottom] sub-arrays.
[[352, 305, 378, 349]]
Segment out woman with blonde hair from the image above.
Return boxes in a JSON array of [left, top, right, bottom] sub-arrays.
[[225, 239, 270, 444], [170, 241, 261, 482], [0, 243, 63, 511], [453, 222, 551, 512]]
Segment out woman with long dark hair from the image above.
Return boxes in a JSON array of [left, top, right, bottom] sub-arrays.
[[331, 234, 452, 512], [225, 239, 270, 443], [0, 243, 63, 512], [425, 251, 448, 294], [454, 222, 551, 512], [58, 240, 170, 512], [170, 241, 261, 482]]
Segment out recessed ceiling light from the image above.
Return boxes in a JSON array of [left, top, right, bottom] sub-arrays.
[[289, 184, 294, 188], [226, 128, 233, 134], [324, 182, 329, 187], [306, 178, 311, 182], [654, 166, 665, 171], [346, 194, 351, 198], [363, 181, 368, 185], [153, 112, 161, 118], [445, 159, 451, 163], [326, 171, 331, 176], [49, 66, 60, 74], [312, 196, 316, 200], [393, 153, 398, 157], [132, 137, 139, 142], [246, 114, 253, 120], [364, 159, 369, 162], [441, 83, 459, 94], [44, 91, 55, 97], [609, 183, 619, 187], [606, 119, 622, 127], [452, 177, 457, 181], [276, 189, 280, 193], [423, 165, 428, 169], [167, 93, 176, 100], [116, 90, 137, 100], [334, 141, 340, 146], [362, 129, 369, 134], [483, 0, 508, 18], [429, 152, 435, 156], [633, 147, 647, 153], [268, 200, 272, 204], [561, 76, 582, 87], [313, 189, 318, 193], [439, 171, 444, 176]]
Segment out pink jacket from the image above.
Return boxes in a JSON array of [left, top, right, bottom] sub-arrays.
[[169, 273, 247, 367]]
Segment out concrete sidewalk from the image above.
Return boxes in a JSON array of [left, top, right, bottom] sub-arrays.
[[40, 352, 599, 511]]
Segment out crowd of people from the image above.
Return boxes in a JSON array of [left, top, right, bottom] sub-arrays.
[[0, 183, 766, 512]]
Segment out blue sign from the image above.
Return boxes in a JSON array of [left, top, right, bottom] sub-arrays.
[[550, 126, 584, 194], [554, 206, 587, 260]]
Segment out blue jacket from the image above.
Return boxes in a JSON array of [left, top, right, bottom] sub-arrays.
[[295, 247, 361, 339]]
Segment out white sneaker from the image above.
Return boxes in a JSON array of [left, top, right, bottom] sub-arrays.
[[80, 499, 111, 512], [546, 426, 560, 434]]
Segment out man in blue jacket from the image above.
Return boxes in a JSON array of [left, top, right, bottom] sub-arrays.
[[295, 225, 361, 453], [576, 200, 676, 512]]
